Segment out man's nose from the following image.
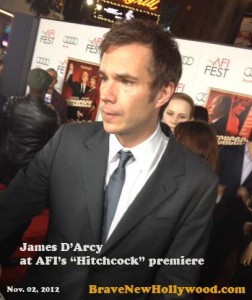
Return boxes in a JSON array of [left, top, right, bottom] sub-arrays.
[[100, 81, 117, 103]]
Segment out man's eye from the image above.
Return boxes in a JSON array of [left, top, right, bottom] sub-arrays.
[[122, 79, 133, 85], [99, 74, 107, 82]]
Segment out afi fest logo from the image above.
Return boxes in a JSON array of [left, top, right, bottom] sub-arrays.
[[57, 59, 67, 75], [86, 37, 103, 54], [243, 67, 252, 83], [62, 36, 79, 48], [204, 58, 230, 78], [181, 56, 194, 66], [40, 29, 56, 45]]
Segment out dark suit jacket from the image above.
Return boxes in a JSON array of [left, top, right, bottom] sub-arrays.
[[211, 116, 228, 136], [0, 122, 218, 300], [66, 75, 91, 120], [67, 74, 90, 98], [213, 144, 252, 260], [218, 144, 252, 193], [217, 144, 252, 228], [51, 89, 68, 124]]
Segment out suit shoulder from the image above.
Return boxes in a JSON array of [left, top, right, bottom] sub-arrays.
[[60, 121, 104, 137]]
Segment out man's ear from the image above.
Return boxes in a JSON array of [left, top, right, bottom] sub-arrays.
[[155, 82, 175, 108]]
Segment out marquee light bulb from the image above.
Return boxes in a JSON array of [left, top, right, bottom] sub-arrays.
[[96, 4, 102, 10], [86, 0, 94, 6]]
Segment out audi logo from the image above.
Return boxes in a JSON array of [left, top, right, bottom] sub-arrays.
[[63, 36, 78, 45], [196, 92, 207, 103], [181, 56, 194, 66], [244, 67, 252, 77], [36, 57, 50, 66]]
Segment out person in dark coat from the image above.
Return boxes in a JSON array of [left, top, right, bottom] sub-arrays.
[[0, 68, 60, 184], [0, 68, 60, 267]]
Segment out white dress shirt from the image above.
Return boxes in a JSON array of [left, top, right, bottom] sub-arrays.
[[105, 124, 168, 240], [81, 84, 86, 93]]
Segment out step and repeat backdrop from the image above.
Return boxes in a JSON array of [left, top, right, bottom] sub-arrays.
[[30, 18, 252, 145]]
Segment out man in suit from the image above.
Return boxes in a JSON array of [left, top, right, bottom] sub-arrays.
[[46, 68, 68, 124], [78, 75, 100, 121], [208, 95, 231, 136], [66, 63, 90, 98], [218, 140, 252, 195], [0, 19, 218, 300], [200, 140, 252, 287], [65, 63, 90, 120], [218, 141, 252, 298]]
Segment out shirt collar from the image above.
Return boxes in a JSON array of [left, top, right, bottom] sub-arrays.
[[108, 123, 167, 172]]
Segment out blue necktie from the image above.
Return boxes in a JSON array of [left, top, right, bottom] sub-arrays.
[[101, 150, 133, 243]]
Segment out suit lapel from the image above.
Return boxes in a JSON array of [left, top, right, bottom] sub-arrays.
[[101, 135, 185, 252], [79, 126, 109, 244], [78, 123, 185, 249]]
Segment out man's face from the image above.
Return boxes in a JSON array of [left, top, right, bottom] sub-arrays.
[[47, 70, 57, 89], [208, 97, 218, 117], [81, 71, 89, 83], [99, 43, 171, 147]]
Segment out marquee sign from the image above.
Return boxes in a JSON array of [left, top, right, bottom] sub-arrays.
[[93, 0, 160, 24], [114, 0, 160, 11]]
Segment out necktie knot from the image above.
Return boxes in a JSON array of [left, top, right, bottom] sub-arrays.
[[118, 150, 133, 168]]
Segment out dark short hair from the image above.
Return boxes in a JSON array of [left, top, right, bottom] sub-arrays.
[[100, 19, 182, 97], [194, 105, 209, 122]]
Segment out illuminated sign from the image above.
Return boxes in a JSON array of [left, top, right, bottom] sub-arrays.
[[115, 0, 160, 11], [93, 0, 160, 24]]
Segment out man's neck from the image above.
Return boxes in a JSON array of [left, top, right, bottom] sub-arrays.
[[115, 124, 160, 149]]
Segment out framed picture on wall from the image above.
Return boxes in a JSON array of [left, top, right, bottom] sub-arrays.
[[234, 13, 252, 48]]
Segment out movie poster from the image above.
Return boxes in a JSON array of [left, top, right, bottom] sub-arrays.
[[62, 58, 101, 122], [206, 88, 252, 145]]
